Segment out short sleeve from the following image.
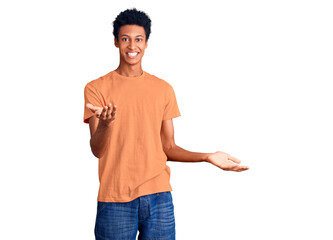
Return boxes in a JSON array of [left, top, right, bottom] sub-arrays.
[[83, 82, 104, 123], [163, 85, 181, 120]]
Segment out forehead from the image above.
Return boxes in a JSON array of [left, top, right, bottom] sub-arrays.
[[119, 24, 146, 37]]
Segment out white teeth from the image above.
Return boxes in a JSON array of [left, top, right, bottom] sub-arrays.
[[128, 52, 138, 56]]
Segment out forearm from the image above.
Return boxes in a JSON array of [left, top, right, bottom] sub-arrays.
[[164, 144, 211, 162], [90, 121, 113, 158]]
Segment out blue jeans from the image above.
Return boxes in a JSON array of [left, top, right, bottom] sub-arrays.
[[95, 191, 176, 240]]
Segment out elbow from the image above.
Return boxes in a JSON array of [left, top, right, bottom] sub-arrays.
[[163, 142, 176, 157], [90, 140, 102, 158], [92, 150, 101, 159]]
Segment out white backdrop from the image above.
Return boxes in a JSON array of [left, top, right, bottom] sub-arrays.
[[1, 0, 332, 239]]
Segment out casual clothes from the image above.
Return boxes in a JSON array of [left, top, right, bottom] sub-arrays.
[[83, 70, 181, 202]]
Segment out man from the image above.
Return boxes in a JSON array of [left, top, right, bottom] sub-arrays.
[[84, 8, 249, 240]]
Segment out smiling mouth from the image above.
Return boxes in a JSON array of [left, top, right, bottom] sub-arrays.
[[127, 52, 139, 58]]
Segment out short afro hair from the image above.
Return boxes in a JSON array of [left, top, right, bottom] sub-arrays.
[[113, 8, 152, 42]]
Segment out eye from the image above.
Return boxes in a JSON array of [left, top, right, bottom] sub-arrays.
[[121, 38, 128, 41], [136, 38, 143, 42]]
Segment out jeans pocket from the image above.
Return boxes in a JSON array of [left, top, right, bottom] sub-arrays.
[[157, 191, 173, 203]]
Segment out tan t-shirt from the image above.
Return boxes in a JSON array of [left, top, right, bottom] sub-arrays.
[[83, 70, 181, 202]]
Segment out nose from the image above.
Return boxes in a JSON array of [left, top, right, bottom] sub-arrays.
[[128, 40, 136, 50]]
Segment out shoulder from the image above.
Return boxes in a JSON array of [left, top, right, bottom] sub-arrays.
[[84, 71, 113, 91], [144, 71, 174, 90]]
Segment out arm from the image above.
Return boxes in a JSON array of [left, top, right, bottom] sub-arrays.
[[87, 103, 117, 158], [160, 119, 249, 172], [160, 119, 209, 162]]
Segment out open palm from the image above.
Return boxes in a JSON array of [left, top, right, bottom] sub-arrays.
[[207, 151, 249, 172], [86, 103, 117, 125]]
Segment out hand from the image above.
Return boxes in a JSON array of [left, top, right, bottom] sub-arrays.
[[86, 103, 117, 126], [206, 151, 249, 172]]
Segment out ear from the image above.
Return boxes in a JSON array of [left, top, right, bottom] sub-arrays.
[[145, 38, 148, 48], [114, 37, 119, 48]]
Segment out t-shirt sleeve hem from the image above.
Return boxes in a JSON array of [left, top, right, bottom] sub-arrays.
[[162, 113, 181, 120], [83, 113, 95, 124]]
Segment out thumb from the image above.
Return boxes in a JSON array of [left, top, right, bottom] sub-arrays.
[[228, 155, 241, 164], [86, 103, 98, 113]]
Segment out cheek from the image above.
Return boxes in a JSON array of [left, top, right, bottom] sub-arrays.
[[120, 47, 128, 53], [140, 45, 147, 52]]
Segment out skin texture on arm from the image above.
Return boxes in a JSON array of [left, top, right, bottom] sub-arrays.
[[160, 119, 249, 172], [160, 119, 210, 162], [87, 103, 117, 158]]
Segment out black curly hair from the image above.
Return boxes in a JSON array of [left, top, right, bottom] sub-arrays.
[[113, 8, 152, 42]]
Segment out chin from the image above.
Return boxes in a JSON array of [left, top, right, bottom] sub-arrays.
[[125, 59, 139, 64], [125, 58, 142, 65]]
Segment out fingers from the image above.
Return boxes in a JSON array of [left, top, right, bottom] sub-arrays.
[[112, 104, 117, 115], [107, 103, 112, 117], [100, 105, 108, 119], [226, 164, 250, 172], [97, 103, 118, 123], [228, 154, 241, 164], [108, 104, 117, 118], [216, 158, 249, 172], [227, 155, 249, 171], [235, 165, 249, 172]]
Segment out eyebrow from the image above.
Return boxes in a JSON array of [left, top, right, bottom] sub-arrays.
[[120, 34, 144, 38]]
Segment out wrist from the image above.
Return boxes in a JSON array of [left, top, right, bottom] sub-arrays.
[[203, 153, 212, 162]]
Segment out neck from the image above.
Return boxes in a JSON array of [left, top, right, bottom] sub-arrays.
[[115, 63, 143, 77]]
